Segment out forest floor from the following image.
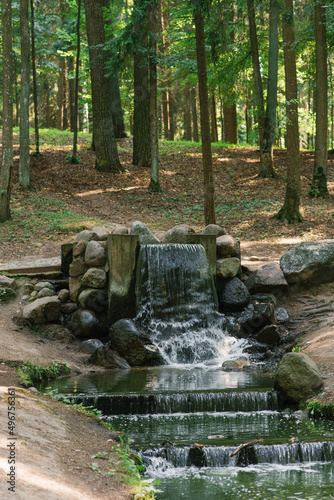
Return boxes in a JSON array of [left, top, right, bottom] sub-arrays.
[[1, 132, 334, 499]]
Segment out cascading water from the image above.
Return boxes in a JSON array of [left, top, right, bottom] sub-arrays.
[[135, 244, 246, 365]]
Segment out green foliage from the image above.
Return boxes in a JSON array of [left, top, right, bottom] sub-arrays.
[[0, 288, 16, 303], [307, 400, 334, 420], [17, 361, 70, 388]]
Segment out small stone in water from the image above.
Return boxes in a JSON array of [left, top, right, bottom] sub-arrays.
[[208, 435, 224, 439]]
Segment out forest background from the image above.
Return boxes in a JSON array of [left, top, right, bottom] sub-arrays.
[[0, 0, 334, 262]]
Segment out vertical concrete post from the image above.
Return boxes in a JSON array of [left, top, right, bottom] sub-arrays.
[[190, 235, 217, 278], [108, 234, 139, 323]]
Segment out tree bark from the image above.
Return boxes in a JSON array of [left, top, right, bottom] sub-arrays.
[[84, 0, 121, 172], [211, 93, 218, 143], [184, 84, 192, 141], [71, 0, 81, 162], [274, 0, 302, 223], [194, 8, 216, 225], [0, 0, 13, 222], [30, 0, 40, 155], [19, 0, 30, 189], [133, 0, 151, 166], [224, 104, 238, 144], [247, 0, 264, 148], [310, 0, 328, 197], [259, 0, 279, 178], [68, 56, 76, 132], [191, 87, 199, 142], [148, 1, 162, 192]]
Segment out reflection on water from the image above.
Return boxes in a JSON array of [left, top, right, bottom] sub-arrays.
[[39, 367, 274, 394]]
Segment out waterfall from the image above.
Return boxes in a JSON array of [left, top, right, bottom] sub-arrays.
[[135, 244, 246, 365]]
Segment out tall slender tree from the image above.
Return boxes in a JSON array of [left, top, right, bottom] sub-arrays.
[[84, 0, 122, 172], [70, 0, 82, 163], [274, 0, 302, 222], [19, 0, 30, 188], [30, 0, 41, 156], [259, 0, 279, 178], [0, 0, 13, 222], [310, 0, 328, 197], [194, 3, 216, 225]]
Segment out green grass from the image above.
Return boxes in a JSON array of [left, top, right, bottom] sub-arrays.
[[13, 127, 92, 148], [17, 361, 70, 388]]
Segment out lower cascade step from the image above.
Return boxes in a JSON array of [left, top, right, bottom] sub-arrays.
[[59, 390, 280, 414], [143, 441, 334, 469]]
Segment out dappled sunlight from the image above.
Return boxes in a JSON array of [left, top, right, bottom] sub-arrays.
[[75, 185, 147, 197]]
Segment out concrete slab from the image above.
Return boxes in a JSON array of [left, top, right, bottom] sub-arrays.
[[0, 257, 61, 277]]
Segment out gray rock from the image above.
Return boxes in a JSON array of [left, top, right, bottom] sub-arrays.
[[58, 289, 70, 303], [222, 360, 251, 371], [275, 307, 289, 322], [216, 258, 241, 279], [69, 276, 82, 302], [73, 241, 86, 257], [112, 225, 129, 235], [34, 281, 55, 292], [216, 235, 240, 259], [88, 346, 131, 369], [84, 241, 107, 267], [130, 221, 160, 244], [164, 224, 196, 244], [37, 288, 57, 299], [280, 240, 334, 286], [274, 352, 323, 403], [201, 224, 226, 237], [61, 302, 78, 315], [253, 324, 280, 346], [78, 288, 108, 313], [109, 319, 164, 367], [75, 230, 99, 242], [0, 276, 17, 291], [219, 278, 250, 312], [80, 339, 104, 354], [81, 268, 107, 289], [69, 258, 87, 277], [23, 296, 61, 324], [91, 226, 110, 241], [71, 309, 103, 339], [238, 302, 277, 337], [245, 262, 289, 294]]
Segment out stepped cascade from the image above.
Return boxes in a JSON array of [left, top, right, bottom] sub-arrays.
[[44, 242, 334, 498]]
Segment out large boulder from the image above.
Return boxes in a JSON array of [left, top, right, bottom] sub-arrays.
[[201, 224, 226, 237], [71, 309, 103, 339], [22, 296, 61, 324], [109, 319, 164, 366], [78, 289, 108, 313], [274, 352, 323, 403], [88, 346, 130, 369], [219, 278, 250, 312], [81, 268, 107, 289], [280, 240, 334, 286], [216, 258, 241, 279], [130, 221, 160, 244], [245, 262, 289, 294], [216, 235, 240, 259], [84, 241, 107, 267], [0, 276, 17, 292], [164, 224, 196, 244], [75, 229, 99, 243], [237, 302, 277, 337]]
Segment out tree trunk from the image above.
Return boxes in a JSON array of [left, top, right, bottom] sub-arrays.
[[194, 8, 216, 225], [191, 87, 199, 142], [184, 85, 192, 141], [259, 0, 279, 178], [57, 57, 64, 129], [274, 0, 302, 222], [110, 73, 127, 139], [148, 1, 162, 192], [133, 0, 151, 166], [224, 104, 238, 144], [0, 0, 13, 222], [71, 0, 81, 163], [211, 93, 218, 143], [247, 0, 264, 147], [68, 56, 76, 132], [30, 0, 40, 156], [84, 0, 121, 172], [19, 0, 30, 189], [310, 0, 328, 197], [62, 62, 69, 130]]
